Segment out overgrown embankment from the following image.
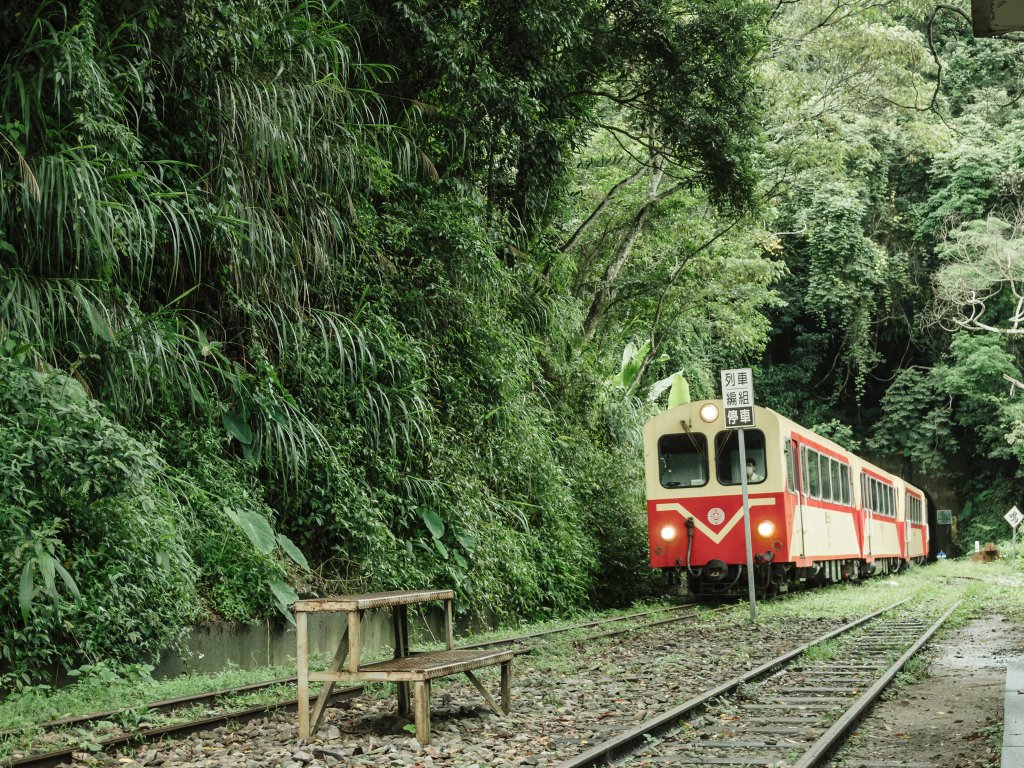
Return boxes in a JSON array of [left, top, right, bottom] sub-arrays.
[[1, 0, 770, 684]]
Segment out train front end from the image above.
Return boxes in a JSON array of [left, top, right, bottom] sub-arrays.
[[644, 400, 791, 596]]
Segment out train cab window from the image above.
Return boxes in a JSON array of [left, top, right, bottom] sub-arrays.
[[807, 452, 820, 497], [714, 429, 766, 485], [658, 433, 709, 488]]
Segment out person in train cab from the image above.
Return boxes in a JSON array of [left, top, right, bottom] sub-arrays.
[[746, 458, 764, 483]]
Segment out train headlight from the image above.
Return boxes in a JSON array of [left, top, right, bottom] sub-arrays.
[[756, 520, 776, 538], [699, 403, 719, 423], [660, 524, 678, 542]]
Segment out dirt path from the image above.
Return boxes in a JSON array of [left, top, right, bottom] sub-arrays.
[[830, 615, 1023, 768]]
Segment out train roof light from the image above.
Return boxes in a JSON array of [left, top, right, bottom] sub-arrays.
[[699, 403, 719, 423]]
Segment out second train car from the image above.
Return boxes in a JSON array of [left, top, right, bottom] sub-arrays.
[[645, 400, 928, 596]]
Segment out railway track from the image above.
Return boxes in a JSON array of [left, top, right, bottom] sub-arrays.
[[6, 600, 719, 768], [555, 599, 957, 768]]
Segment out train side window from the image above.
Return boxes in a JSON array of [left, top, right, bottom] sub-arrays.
[[830, 460, 841, 504], [801, 446, 809, 494], [884, 485, 893, 517], [870, 479, 879, 513], [840, 464, 851, 505], [785, 443, 795, 492], [819, 454, 832, 501], [714, 429, 767, 485], [658, 433, 709, 488], [808, 451, 820, 498]]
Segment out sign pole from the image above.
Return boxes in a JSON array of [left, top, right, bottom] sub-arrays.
[[737, 428, 757, 623], [1004, 506, 1023, 562]]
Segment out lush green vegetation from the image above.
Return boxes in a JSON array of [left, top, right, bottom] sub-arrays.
[[3, 0, 1024, 686]]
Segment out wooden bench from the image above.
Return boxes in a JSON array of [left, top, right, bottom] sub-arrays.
[[294, 590, 513, 745]]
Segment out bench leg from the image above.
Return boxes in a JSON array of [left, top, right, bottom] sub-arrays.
[[297, 612, 309, 740], [501, 660, 511, 715], [464, 669, 505, 717], [393, 607, 410, 717], [397, 682, 411, 717], [414, 680, 431, 745], [309, 626, 350, 737]]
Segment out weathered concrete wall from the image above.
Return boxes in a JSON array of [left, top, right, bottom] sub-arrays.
[[153, 605, 454, 679]]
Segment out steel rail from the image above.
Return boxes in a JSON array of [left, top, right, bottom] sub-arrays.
[[7, 601, 713, 768], [0, 677, 298, 738], [791, 601, 960, 768], [554, 597, 911, 768], [8, 689, 358, 768], [5, 601, 699, 742]]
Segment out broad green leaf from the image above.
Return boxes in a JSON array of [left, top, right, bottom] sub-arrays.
[[455, 532, 476, 551], [433, 539, 449, 560], [235, 511, 276, 554], [668, 375, 691, 408], [223, 410, 254, 445], [276, 533, 310, 571], [54, 560, 81, 601], [19, 562, 34, 621], [84, 302, 114, 342], [39, 552, 56, 597], [269, 579, 298, 626], [418, 507, 444, 540]]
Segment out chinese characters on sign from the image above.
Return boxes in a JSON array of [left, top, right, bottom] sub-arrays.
[[1005, 505, 1023, 529], [721, 368, 755, 429]]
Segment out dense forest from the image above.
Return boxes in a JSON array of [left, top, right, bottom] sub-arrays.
[[2, 0, 1024, 685]]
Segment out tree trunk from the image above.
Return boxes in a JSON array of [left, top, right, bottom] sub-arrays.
[[582, 155, 665, 340]]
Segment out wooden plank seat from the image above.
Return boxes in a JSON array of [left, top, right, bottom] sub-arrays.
[[316, 648, 514, 744], [294, 590, 513, 746], [322, 647, 514, 681]]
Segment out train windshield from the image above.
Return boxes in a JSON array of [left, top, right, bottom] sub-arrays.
[[658, 433, 709, 488], [714, 430, 767, 485]]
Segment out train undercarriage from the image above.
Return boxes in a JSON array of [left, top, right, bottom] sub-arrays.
[[667, 555, 927, 598]]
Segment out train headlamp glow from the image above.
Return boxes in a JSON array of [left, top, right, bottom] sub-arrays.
[[699, 403, 719, 423], [660, 524, 678, 542], [756, 520, 776, 538]]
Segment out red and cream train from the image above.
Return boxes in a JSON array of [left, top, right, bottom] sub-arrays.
[[644, 400, 929, 596]]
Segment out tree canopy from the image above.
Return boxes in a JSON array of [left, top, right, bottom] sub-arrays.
[[3, 0, 1024, 684]]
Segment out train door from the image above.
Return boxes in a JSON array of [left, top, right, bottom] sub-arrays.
[[790, 438, 807, 558], [861, 473, 872, 557], [903, 493, 911, 557]]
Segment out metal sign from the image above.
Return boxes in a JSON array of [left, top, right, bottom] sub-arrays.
[[721, 368, 755, 429], [937, 509, 953, 525], [1006, 505, 1023, 529]]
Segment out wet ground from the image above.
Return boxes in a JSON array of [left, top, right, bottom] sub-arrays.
[[830, 615, 1023, 768]]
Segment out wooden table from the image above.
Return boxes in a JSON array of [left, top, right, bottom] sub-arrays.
[[293, 590, 512, 744]]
